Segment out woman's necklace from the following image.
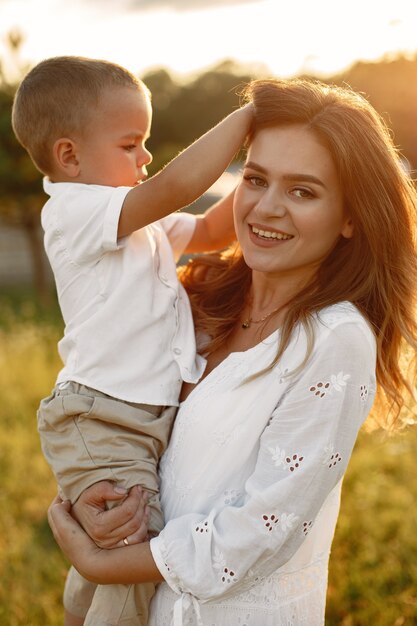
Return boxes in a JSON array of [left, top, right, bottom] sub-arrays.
[[241, 304, 282, 329]]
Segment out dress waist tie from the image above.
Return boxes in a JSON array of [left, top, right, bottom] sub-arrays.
[[173, 592, 203, 626]]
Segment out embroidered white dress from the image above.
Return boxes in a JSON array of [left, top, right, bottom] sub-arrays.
[[148, 302, 377, 626]]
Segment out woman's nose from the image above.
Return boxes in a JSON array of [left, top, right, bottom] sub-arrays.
[[254, 189, 287, 218]]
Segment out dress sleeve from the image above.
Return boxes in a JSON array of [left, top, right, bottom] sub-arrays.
[[158, 212, 197, 261], [150, 319, 376, 602]]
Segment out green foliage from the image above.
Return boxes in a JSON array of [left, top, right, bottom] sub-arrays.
[[334, 55, 417, 170], [1, 52, 417, 212], [0, 297, 416, 625], [0, 305, 65, 625], [1, 46, 417, 623], [0, 87, 44, 224], [143, 61, 257, 174], [141, 55, 417, 176], [326, 429, 417, 624]]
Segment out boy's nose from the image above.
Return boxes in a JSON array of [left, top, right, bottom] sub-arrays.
[[139, 147, 152, 166]]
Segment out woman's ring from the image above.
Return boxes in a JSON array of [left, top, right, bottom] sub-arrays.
[[123, 537, 129, 546]]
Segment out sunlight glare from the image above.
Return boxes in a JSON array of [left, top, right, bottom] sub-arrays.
[[0, 0, 417, 81]]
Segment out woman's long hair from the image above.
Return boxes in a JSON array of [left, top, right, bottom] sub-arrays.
[[180, 79, 417, 429]]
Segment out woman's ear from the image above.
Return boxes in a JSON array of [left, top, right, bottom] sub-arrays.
[[52, 138, 80, 178], [341, 216, 354, 239]]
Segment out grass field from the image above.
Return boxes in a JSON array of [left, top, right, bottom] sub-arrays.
[[0, 292, 416, 625]]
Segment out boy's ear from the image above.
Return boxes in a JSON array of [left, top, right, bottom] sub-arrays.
[[53, 138, 80, 177]]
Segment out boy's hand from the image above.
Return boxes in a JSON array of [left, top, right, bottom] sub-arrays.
[[72, 482, 149, 549]]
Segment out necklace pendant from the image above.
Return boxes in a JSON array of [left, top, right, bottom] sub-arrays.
[[242, 319, 251, 329]]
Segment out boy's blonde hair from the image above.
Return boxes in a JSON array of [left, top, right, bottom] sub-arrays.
[[12, 56, 149, 175]]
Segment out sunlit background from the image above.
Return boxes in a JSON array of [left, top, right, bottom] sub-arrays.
[[1, 2, 417, 625], [1, 0, 417, 81]]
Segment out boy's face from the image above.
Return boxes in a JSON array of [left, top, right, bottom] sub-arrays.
[[75, 86, 152, 187]]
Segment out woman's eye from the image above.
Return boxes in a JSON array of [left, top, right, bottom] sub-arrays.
[[244, 175, 267, 188], [291, 187, 314, 199], [124, 144, 136, 152]]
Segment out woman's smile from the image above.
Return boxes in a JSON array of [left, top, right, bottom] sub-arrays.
[[249, 222, 294, 246], [234, 124, 353, 280]]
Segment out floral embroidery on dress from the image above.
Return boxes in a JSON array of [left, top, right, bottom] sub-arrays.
[[213, 427, 231, 446], [309, 381, 330, 398], [213, 548, 238, 584], [285, 454, 304, 472], [162, 558, 181, 588], [221, 566, 237, 584], [322, 444, 342, 468], [262, 512, 299, 532], [194, 520, 210, 534], [269, 446, 286, 467], [328, 452, 342, 468], [223, 489, 242, 505], [360, 385, 369, 402], [213, 424, 243, 447], [330, 371, 350, 391], [262, 513, 279, 532], [280, 512, 299, 531], [269, 446, 304, 472], [309, 371, 350, 398]]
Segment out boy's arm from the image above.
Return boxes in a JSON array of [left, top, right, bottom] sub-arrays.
[[184, 189, 237, 254], [118, 105, 252, 238]]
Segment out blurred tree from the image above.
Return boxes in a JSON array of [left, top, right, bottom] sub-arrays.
[[0, 31, 47, 302], [1, 42, 416, 302], [141, 68, 182, 172], [143, 60, 258, 174], [334, 55, 417, 170]]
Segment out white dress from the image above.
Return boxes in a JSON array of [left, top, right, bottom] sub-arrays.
[[148, 302, 376, 626]]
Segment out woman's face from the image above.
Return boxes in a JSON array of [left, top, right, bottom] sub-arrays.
[[234, 124, 353, 283]]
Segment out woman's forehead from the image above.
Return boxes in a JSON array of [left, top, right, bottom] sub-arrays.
[[247, 125, 337, 180]]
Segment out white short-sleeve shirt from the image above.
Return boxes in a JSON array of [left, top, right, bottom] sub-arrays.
[[41, 179, 205, 405]]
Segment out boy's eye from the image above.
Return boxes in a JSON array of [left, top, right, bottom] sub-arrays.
[[124, 144, 136, 152]]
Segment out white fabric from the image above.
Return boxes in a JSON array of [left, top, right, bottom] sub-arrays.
[[149, 302, 377, 625], [41, 179, 205, 404]]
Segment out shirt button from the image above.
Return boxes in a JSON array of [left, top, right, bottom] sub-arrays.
[[173, 348, 182, 355]]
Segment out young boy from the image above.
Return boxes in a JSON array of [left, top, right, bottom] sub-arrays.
[[12, 56, 251, 626]]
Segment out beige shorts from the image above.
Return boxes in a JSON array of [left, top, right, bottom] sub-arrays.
[[38, 382, 177, 625], [63, 566, 155, 626], [38, 381, 176, 530]]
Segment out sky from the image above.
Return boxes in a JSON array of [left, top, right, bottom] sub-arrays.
[[1, 0, 417, 82]]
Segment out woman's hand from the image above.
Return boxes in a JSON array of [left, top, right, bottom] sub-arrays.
[[72, 481, 150, 549], [48, 495, 163, 585], [48, 496, 105, 581]]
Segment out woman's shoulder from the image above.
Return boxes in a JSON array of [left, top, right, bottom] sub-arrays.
[[312, 301, 376, 352], [316, 301, 368, 327]]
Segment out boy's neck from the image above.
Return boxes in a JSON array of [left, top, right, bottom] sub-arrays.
[[47, 173, 105, 186]]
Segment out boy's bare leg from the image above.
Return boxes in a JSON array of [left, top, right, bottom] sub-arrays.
[[64, 610, 85, 626]]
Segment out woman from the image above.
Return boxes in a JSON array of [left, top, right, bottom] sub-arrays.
[[49, 78, 417, 625]]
